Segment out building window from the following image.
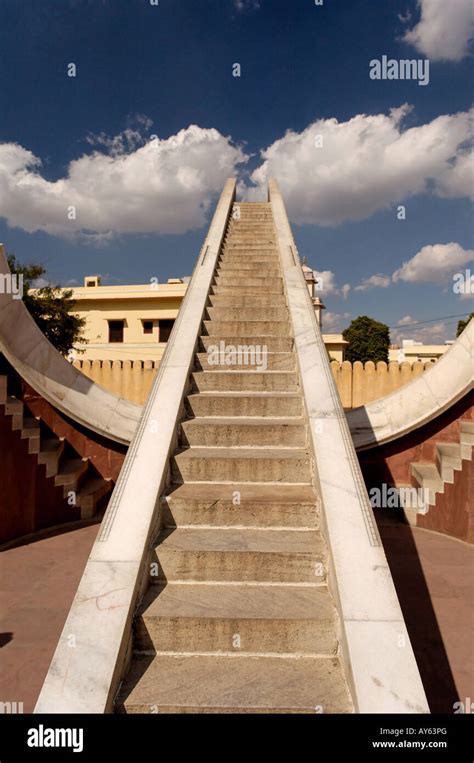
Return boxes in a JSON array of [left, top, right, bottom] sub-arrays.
[[159, 319, 175, 342], [108, 320, 124, 343], [143, 321, 153, 335]]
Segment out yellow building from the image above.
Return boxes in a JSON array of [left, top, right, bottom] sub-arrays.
[[389, 339, 453, 365], [60, 272, 348, 363], [67, 275, 187, 362], [302, 263, 349, 362], [323, 334, 349, 363]]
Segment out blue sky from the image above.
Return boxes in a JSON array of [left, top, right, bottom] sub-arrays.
[[0, 0, 472, 341]]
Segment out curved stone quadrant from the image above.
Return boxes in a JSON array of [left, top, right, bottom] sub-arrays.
[[0, 244, 141, 445]]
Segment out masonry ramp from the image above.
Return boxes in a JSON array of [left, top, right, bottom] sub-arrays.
[[35, 180, 428, 714], [116, 201, 351, 713]]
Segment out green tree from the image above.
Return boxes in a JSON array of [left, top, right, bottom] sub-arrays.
[[343, 315, 390, 364], [456, 313, 474, 338], [7, 254, 85, 356]]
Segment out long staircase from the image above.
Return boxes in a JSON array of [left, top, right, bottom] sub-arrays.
[[0, 371, 112, 521], [117, 202, 353, 713]]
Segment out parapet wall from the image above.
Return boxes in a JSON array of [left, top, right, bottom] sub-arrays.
[[71, 356, 434, 408], [330, 359, 434, 409]]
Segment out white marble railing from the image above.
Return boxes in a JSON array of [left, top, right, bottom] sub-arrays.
[[269, 178, 429, 713], [348, 320, 473, 450], [0, 243, 141, 444], [34, 179, 237, 713]]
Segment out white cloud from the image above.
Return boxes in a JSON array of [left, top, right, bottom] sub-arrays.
[[435, 150, 474, 200], [403, 0, 474, 61], [323, 311, 351, 332], [392, 321, 448, 345], [314, 270, 337, 294], [398, 11, 412, 24], [397, 315, 416, 325], [245, 105, 473, 226], [32, 277, 50, 288], [392, 242, 474, 283], [355, 274, 391, 291], [0, 125, 247, 239], [2, 107, 472, 241], [234, 0, 260, 11], [313, 270, 351, 298]]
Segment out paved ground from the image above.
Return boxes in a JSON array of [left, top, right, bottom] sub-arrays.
[[0, 519, 472, 713], [0, 523, 98, 713], [378, 519, 474, 713]]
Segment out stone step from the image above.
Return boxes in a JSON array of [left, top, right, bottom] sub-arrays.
[[227, 232, 275, 237], [219, 261, 280, 271], [186, 391, 302, 417], [230, 212, 273, 216], [460, 420, 474, 449], [211, 285, 284, 297], [224, 243, 277, 251], [223, 237, 276, 243], [77, 477, 113, 519], [231, 207, 273, 212], [194, 351, 295, 371], [5, 396, 23, 429], [54, 458, 89, 494], [215, 271, 282, 284], [117, 653, 351, 713], [232, 210, 273, 213], [207, 293, 287, 308], [134, 583, 337, 655], [435, 442, 462, 483], [224, 235, 276, 243], [231, 224, 274, 228], [213, 276, 283, 289], [205, 307, 288, 322], [21, 414, 40, 432], [171, 447, 312, 483], [180, 417, 307, 448], [230, 212, 273, 217], [191, 371, 298, 392], [410, 462, 444, 505], [231, 208, 273, 213], [203, 320, 289, 338], [222, 245, 278, 253], [160, 482, 318, 528], [199, 335, 293, 353], [232, 206, 272, 211], [221, 250, 279, 260], [38, 437, 65, 478], [21, 416, 41, 454], [230, 210, 273, 216], [226, 235, 276, 243], [4, 396, 22, 415], [389, 483, 429, 523], [217, 260, 281, 273], [150, 527, 326, 584], [225, 227, 275, 233], [216, 266, 282, 279], [229, 220, 275, 227], [227, 224, 275, 231]]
